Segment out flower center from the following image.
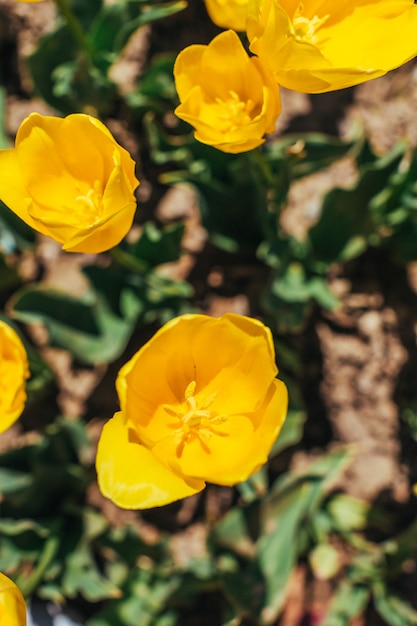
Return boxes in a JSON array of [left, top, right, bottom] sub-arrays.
[[75, 180, 103, 223], [291, 3, 329, 44], [217, 90, 254, 133], [163, 380, 227, 457]]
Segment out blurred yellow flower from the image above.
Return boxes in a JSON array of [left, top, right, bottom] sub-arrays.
[[204, 0, 248, 31], [97, 313, 288, 509], [0, 113, 139, 253], [0, 573, 26, 626], [0, 322, 29, 435], [247, 0, 417, 93], [174, 29, 281, 153]]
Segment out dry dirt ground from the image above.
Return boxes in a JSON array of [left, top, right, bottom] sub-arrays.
[[2, 1, 417, 624]]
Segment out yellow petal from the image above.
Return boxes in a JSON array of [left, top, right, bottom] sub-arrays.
[[117, 314, 278, 447], [154, 378, 288, 485], [174, 45, 206, 103], [96, 412, 205, 509], [0, 150, 38, 232], [174, 30, 281, 153], [0, 112, 139, 253], [204, 0, 248, 31], [0, 573, 27, 626], [117, 315, 210, 429], [248, 0, 417, 93], [189, 313, 278, 416], [200, 30, 258, 101], [0, 322, 29, 435]]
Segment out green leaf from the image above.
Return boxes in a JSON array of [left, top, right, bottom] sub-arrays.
[[322, 581, 369, 626], [90, 0, 186, 68], [309, 142, 406, 263], [258, 449, 351, 621], [66, 0, 103, 28], [27, 25, 77, 114], [9, 273, 143, 365], [326, 493, 370, 533], [120, 221, 185, 270], [0, 200, 36, 251], [210, 507, 256, 559], [62, 547, 122, 601], [373, 582, 417, 626], [269, 409, 306, 457], [237, 467, 268, 503], [265, 133, 358, 179], [309, 543, 341, 580], [0, 468, 34, 494], [125, 54, 177, 115], [27, 25, 116, 116]]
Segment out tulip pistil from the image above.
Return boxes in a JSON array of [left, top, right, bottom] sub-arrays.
[[163, 380, 227, 457]]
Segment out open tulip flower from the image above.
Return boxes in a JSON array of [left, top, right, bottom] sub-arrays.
[[0, 113, 139, 253], [204, 0, 248, 32], [97, 313, 288, 509], [174, 29, 281, 153], [247, 0, 417, 93], [0, 573, 27, 626], [0, 321, 29, 435]]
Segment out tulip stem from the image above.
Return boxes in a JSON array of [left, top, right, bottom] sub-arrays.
[[249, 148, 275, 187], [53, 0, 94, 60], [16, 533, 60, 597]]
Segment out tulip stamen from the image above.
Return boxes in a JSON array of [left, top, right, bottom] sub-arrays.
[[163, 380, 228, 457], [216, 91, 255, 133], [292, 4, 329, 44], [75, 180, 103, 222]]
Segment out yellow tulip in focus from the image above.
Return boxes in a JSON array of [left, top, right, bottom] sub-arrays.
[[0, 113, 139, 253], [0, 573, 27, 626], [247, 0, 417, 93], [0, 321, 29, 434], [204, 0, 248, 31], [97, 313, 288, 509], [174, 30, 281, 153]]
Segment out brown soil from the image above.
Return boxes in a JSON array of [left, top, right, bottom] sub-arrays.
[[1, 1, 417, 624]]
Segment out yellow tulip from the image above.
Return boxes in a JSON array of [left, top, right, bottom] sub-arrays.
[[0, 322, 29, 434], [0, 573, 27, 626], [203, 0, 248, 31], [247, 0, 417, 93], [0, 113, 139, 253], [96, 313, 288, 509], [174, 30, 281, 153]]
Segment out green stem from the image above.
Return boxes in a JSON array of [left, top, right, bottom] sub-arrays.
[[248, 147, 280, 239], [249, 147, 276, 187], [17, 533, 60, 597], [110, 246, 149, 274], [53, 0, 93, 60]]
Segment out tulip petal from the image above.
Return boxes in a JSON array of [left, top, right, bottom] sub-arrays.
[[174, 30, 281, 152], [204, 0, 248, 31], [0, 149, 38, 231], [248, 0, 417, 93], [174, 45, 206, 102], [118, 314, 278, 446], [0, 573, 27, 626], [154, 379, 288, 485], [0, 322, 29, 434], [189, 313, 278, 415], [118, 315, 210, 429], [96, 412, 205, 509]]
